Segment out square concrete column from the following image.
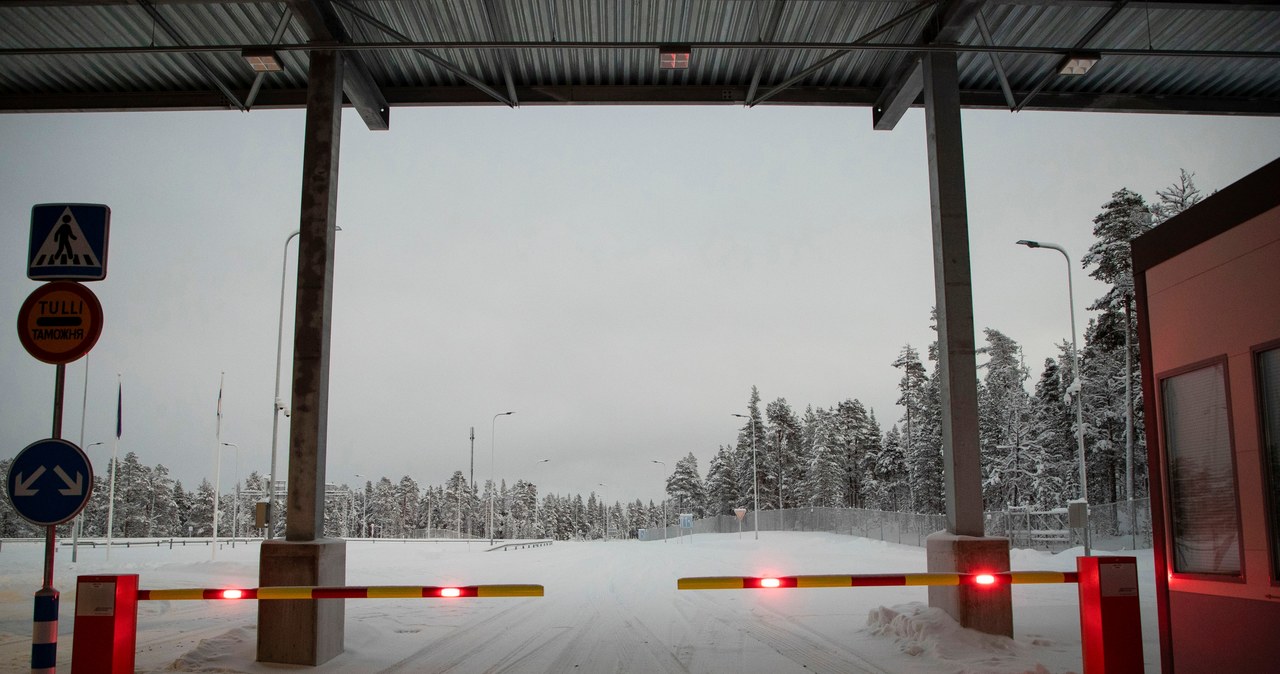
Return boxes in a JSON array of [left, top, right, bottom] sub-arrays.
[[927, 532, 1013, 637], [258, 48, 346, 666], [921, 49, 1011, 635]]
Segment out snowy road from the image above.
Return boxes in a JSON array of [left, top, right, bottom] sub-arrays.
[[0, 533, 1158, 672]]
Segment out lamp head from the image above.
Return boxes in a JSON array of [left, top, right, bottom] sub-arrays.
[[1016, 240, 1041, 249]]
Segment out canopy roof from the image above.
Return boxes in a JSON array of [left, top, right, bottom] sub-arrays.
[[3, 0, 1278, 130]]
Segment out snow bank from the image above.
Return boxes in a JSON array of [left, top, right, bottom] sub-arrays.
[[867, 602, 1070, 674]]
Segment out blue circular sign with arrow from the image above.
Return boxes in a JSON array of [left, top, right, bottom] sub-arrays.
[[7, 439, 94, 526]]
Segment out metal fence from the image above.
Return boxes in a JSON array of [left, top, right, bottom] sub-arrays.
[[644, 499, 1152, 552]]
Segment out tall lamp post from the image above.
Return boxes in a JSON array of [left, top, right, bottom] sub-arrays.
[[489, 411, 514, 545], [268, 226, 340, 541], [731, 413, 759, 540], [650, 460, 668, 542], [218, 442, 240, 547], [1016, 240, 1089, 517]]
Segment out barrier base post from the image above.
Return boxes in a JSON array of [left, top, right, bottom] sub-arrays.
[[71, 575, 138, 674], [926, 532, 1012, 637], [1076, 556, 1142, 673], [257, 539, 346, 665]]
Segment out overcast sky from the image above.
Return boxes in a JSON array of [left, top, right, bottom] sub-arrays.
[[3, 104, 1279, 506]]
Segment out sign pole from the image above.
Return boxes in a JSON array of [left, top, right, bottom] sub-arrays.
[[33, 364, 67, 673]]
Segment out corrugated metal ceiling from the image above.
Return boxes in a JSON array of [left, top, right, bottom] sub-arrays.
[[1, 0, 1277, 122]]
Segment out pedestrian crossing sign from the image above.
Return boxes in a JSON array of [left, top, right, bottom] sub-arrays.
[[28, 203, 110, 281]]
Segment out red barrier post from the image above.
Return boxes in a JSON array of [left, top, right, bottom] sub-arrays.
[[1076, 556, 1142, 673], [71, 575, 138, 674]]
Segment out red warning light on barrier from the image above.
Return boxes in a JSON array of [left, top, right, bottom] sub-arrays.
[[221, 589, 245, 600], [426, 586, 479, 598], [743, 577, 798, 589], [974, 574, 997, 587]]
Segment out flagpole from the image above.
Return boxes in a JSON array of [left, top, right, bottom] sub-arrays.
[[213, 372, 223, 560], [106, 373, 120, 561], [72, 353, 89, 563]]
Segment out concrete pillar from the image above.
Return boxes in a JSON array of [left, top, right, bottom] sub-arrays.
[[257, 48, 346, 666], [921, 49, 1011, 634]]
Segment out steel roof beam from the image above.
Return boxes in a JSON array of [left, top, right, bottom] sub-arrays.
[[482, 0, 520, 107], [245, 6, 293, 110], [5, 85, 1277, 115], [331, 0, 515, 108], [745, 0, 789, 107], [872, 0, 985, 131], [750, 0, 938, 107], [286, 0, 389, 130], [135, 0, 244, 111], [1012, 0, 1126, 112]]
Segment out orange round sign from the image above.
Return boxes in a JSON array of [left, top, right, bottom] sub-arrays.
[[16, 282, 103, 364]]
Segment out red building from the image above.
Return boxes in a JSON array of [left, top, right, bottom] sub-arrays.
[[1133, 157, 1280, 672]]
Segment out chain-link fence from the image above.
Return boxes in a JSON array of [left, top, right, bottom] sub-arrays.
[[643, 499, 1152, 552]]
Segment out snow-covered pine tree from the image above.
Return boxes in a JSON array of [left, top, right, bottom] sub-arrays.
[[395, 476, 420, 537], [764, 398, 802, 510], [189, 479, 215, 537], [912, 312, 946, 514], [704, 445, 738, 516], [1152, 169, 1204, 226], [802, 406, 845, 507], [666, 452, 706, 518], [875, 425, 909, 510], [977, 328, 1032, 510], [1027, 349, 1076, 506], [892, 345, 928, 513], [734, 386, 766, 512], [172, 479, 190, 538], [146, 464, 179, 536]]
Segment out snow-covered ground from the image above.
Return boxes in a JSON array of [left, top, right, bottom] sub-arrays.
[[0, 533, 1158, 673]]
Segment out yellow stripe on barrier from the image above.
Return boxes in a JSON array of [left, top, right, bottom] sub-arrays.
[[905, 573, 960, 586], [1008, 571, 1068, 585], [142, 589, 206, 601], [677, 577, 746, 590], [795, 575, 854, 588], [367, 586, 427, 599], [256, 587, 316, 600], [477, 584, 544, 597]]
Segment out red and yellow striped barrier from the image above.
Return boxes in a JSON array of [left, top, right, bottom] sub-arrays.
[[677, 571, 1077, 591], [137, 584, 543, 601]]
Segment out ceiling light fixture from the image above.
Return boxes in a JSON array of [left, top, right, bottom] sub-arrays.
[[658, 45, 691, 70], [1057, 52, 1100, 76], [242, 48, 283, 73]]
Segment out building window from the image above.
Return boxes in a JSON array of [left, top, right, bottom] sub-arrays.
[[1162, 361, 1242, 576], [1258, 347, 1280, 581]]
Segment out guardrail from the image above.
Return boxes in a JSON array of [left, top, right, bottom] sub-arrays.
[[487, 539, 553, 552]]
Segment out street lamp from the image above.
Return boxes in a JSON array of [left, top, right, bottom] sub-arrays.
[[490, 411, 514, 545], [651, 460, 668, 543], [1016, 240, 1089, 516], [731, 413, 759, 540], [216, 442, 240, 549], [269, 226, 340, 541]]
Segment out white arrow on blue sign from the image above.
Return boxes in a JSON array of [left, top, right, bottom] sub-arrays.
[[7, 439, 94, 526]]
